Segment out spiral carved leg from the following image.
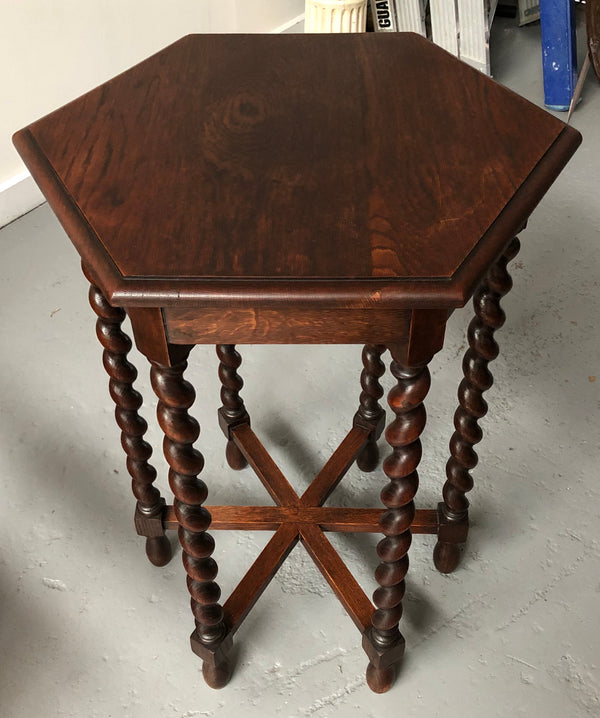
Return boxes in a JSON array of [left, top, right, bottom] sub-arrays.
[[434, 237, 521, 574], [150, 356, 231, 687], [217, 345, 250, 471], [86, 277, 171, 567], [354, 344, 387, 472], [365, 356, 431, 693]]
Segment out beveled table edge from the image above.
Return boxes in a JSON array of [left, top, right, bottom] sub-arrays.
[[13, 118, 581, 312]]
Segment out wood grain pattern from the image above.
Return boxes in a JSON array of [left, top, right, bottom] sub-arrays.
[[231, 423, 299, 506], [404, 308, 449, 366], [164, 306, 411, 345], [164, 506, 440, 533], [127, 306, 191, 366], [12, 30, 583, 696], [224, 524, 299, 634], [300, 524, 374, 632], [13, 34, 581, 312], [300, 426, 370, 506], [22, 34, 562, 280]]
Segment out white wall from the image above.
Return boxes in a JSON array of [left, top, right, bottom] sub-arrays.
[[0, 0, 304, 225]]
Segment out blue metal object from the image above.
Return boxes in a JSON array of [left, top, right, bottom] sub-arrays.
[[540, 0, 578, 111]]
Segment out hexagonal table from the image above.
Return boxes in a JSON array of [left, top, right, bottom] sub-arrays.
[[14, 32, 580, 693]]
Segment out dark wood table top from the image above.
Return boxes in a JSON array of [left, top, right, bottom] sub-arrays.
[[14, 33, 581, 310]]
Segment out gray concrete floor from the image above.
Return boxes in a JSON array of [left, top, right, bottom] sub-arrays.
[[1, 15, 599, 718]]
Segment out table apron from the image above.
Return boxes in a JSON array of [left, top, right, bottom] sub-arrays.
[[163, 305, 412, 344]]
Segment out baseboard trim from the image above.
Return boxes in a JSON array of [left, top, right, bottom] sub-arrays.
[[271, 12, 305, 33], [0, 171, 45, 228], [2, 15, 306, 229]]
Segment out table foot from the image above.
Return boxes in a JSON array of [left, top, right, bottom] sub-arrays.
[[217, 345, 249, 470], [354, 344, 386, 472], [433, 541, 461, 574], [363, 628, 405, 693], [356, 440, 380, 473], [366, 662, 397, 694], [145, 535, 173, 567], [134, 501, 173, 567], [225, 440, 247, 471], [202, 659, 232, 690], [433, 503, 469, 573], [191, 630, 234, 689]]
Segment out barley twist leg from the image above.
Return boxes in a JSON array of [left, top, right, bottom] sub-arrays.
[[86, 276, 171, 567], [434, 237, 521, 573], [354, 344, 387, 472], [150, 356, 231, 688], [365, 356, 431, 693], [216, 344, 250, 470]]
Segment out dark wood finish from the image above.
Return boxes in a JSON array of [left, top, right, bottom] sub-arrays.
[[300, 524, 373, 632], [434, 237, 521, 573], [164, 505, 440, 534], [404, 308, 449, 366], [300, 426, 370, 506], [231, 423, 369, 512], [213, 421, 379, 658], [165, 306, 411, 345], [216, 345, 249, 470], [84, 268, 171, 567], [368, 355, 431, 693], [224, 524, 299, 635], [150, 355, 230, 688], [362, 628, 406, 694], [128, 307, 192, 367], [232, 423, 299, 506], [13, 34, 580, 313], [13, 32, 581, 694], [354, 344, 387, 472]]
